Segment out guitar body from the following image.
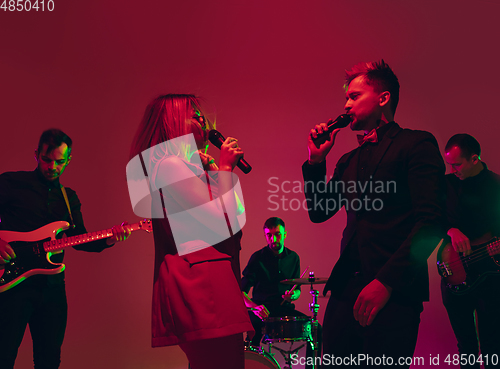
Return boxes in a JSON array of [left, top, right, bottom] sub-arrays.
[[0, 221, 70, 293], [437, 235, 500, 295], [0, 219, 152, 293]]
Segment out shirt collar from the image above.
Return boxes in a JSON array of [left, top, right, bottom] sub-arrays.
[[34, 168, 61, 189], [357, 121, 395, 146], [374, 121, 395, 140], [463, 162, 488, 183], [265, 246, 289, 259]]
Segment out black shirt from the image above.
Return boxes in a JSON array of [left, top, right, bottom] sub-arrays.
[[357, 121, 396, 184], [348, 122, 396, 263], [241, 246, 300, 307], [0, 169, 110, 285], [445, 164, 500, 240]]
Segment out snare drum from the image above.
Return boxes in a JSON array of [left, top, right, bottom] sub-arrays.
[[263, 316, 312, 343], [244, 346, 280, 368]]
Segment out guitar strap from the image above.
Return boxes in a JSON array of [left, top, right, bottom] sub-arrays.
[[60, 185, 76, 229]]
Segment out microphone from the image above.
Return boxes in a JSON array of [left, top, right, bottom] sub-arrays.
[[208, 130, 252, 174], [312, 114, 352, 148]]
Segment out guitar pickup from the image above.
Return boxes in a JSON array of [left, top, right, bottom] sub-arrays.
[[437, 261, 453, 277]]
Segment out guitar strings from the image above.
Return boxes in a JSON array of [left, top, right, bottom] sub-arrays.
[[445, 247, 497, 267], [443, 239, 500, 268]]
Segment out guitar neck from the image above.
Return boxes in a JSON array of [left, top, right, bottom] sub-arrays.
[[487, 238, 500, 256], [465, 237, 500, 260], [43, 221, 149, 252]]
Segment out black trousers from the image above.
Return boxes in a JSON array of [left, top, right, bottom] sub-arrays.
[[441, 275, 500, 369], [0, 282, 68, 369], [322, 276, 422, 369]]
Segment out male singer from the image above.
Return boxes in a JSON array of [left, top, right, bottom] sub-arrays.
[[302, 60, 444, 366]]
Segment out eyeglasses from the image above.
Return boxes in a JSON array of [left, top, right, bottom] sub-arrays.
[[192, 114, 208, 130]]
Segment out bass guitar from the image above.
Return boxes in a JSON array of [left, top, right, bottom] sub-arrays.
[[437, 233, 500, 295], [0, 219, 152, 293]]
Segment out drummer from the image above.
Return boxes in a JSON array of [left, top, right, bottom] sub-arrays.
[[241, 217, 307, 346]]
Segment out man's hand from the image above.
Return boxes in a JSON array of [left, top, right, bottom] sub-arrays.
[[307, 123, 342, 165], [353, 279, 392, 327], [448, 228, 471, 256], [106, 222, 132, 246], [282, 289, 301, 302], [252, 304, 270, 320], [242, 291, 270, 320], [0, 238, 15, 264]]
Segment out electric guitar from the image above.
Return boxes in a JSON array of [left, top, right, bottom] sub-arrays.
[[0, 219, 152, 293], [437, 233, 500, 295]]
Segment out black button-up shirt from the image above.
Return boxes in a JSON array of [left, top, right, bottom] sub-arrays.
[[241, 246, 300, 307], [0, 169, 110, 285], [445, 164, 500, 240], [349, 122, 396, 263]]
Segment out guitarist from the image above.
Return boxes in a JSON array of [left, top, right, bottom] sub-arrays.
[[0, 129, 130, 369], [442, 133, 500, 368]]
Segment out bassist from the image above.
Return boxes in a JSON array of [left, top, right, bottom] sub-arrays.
[[442, 133, 500, 368], [0, 129, 130, 369]]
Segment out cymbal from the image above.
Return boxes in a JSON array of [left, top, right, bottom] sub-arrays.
[[281, 277, 328, 285]]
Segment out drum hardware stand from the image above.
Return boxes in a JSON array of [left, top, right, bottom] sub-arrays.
[[265, 340, 279, 363], [273, 272, 327, 369], [268, 341, 306, 369], [308, 271, 322, 369]]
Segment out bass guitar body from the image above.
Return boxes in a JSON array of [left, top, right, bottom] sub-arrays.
[[437, 235, 500, 295]]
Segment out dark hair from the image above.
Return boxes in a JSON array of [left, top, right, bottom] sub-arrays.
[[263, 217, 285, 230], [37, 129, 73, 155], [445, 134, 481, 159], [345, 59, 400, 114]]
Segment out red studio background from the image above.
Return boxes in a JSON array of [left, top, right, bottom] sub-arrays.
[[1, 0, 499, 368]]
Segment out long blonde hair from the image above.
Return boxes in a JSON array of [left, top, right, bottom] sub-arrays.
[[132, 94, 210, 159]]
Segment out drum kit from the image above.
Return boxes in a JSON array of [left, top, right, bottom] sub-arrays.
[[244, 272, 328, 369]]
